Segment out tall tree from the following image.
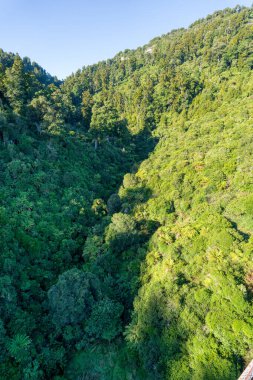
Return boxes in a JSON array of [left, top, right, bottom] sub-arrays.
[[4, 56, 27, 115]]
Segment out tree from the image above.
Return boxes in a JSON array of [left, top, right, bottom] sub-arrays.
[[85, 298, 123, 341], [90, 94, 120, 138], [81, 90, 93, 127], [7, 334, 31, 363], [4, 56, 27, 114], [0, 275, 17, 318], [105, 213, 138, 250], [107, 193, 121, 215], [48, 269, 100, 326]]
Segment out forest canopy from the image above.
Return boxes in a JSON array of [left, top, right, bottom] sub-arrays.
[[0, 5, 253, 380]]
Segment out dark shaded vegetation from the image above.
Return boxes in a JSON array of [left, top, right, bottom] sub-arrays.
[[0, 5, 253, 379]]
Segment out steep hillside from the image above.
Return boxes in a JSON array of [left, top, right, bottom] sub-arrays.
[[123, 61, 253, 380], [0, 5, 252, 380]]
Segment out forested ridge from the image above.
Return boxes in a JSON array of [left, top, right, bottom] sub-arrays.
[[0, 5, 253, 379]]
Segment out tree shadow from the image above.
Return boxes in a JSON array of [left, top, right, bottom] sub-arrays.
[[120, 186, 153, 213]]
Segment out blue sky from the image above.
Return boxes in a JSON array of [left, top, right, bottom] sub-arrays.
[[0, 0, 252, 79]]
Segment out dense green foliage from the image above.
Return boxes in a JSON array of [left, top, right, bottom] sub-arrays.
[[0, 5, 253, 379]]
